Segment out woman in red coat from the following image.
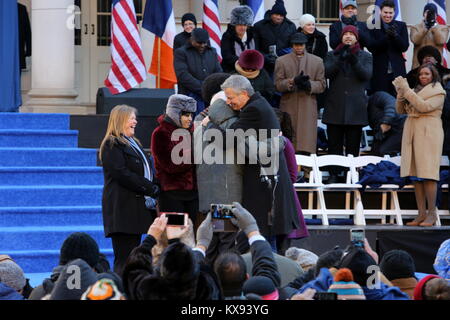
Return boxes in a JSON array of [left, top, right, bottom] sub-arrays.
[[151, 94, 198, 224]]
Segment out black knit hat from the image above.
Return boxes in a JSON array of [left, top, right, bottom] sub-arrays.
[[59, 232, 100, 268], [182, 13, 197, 26], [242, 276, 279, 300], [271, 0, 287, 16], [338, 248, 377, 286], [379, 250, 416, 281]]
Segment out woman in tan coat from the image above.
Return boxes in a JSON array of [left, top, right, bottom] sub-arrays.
[[393, 63, 445, 227]]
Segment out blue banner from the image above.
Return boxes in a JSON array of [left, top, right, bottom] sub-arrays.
[[0, 0, 22, 112]]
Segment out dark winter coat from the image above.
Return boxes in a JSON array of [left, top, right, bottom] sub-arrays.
[[233, 68, 275, 103], [443, 80, 450, 155], [221, 25, 256, 73], [329, 20, 370, 50], [101, 138, 158, 237], [229, 93, 299, 237], [367, 20, 409, 93], [253, 10, 297, 73], [173, 31, 191, 50], [323, 49, 373, 126], [174, 43, 222, 96], [297, 28, 328, 60], [18, 3, 31, 70], [151, 115, 196, 192], [123, 236, 222, 300]]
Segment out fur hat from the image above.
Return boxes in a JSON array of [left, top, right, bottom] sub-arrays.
[[159, 242, 200, 283], [50, 259, 98, 300], [417, 45, 442, 65], [379, 250, 416, 281], [424, 3, 437, 14], [181, 13, 197, 26], [165, 94, 197, 127], [59, 232, 100, 268], [338, 248, 377, 286], [285, 247, 318, 271], [230, 5, 254, 26], [328, 268, 366, 300], [299, 14, 316, 29], [0, 255, 26, 291], [413, 274, 441, 300], [271, 0, 287, 16], [201, 73, 231, 105], [242, 276, 279, 300], [341, 25, 359, 40], [238, 50, 264, 70]]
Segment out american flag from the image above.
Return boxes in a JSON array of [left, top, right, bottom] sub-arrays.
[[202, 0, 222, 61], [428, 0, 449, 67], [104, 0, 147, 95]]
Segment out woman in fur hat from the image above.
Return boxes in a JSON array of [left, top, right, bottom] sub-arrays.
[[233, 49, 275, 103], [221, 5, 256, 73], [151, 94, 199, 226]]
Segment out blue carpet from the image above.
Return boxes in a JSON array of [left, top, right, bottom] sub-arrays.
[[0, 113, 112, 277]]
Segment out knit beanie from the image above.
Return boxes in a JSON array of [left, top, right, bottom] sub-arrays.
[[0, 255, 26, 291], [181, 13, 197, 27], [271, 0, 287, 16], [338, 248, 377, 286], [81, 278, 124, 300], [328, 268, 366, 300], [242, 276, 279, 300], [379, 249, 416, 281], [299, 14, 316, 29], [285, 247, 318, 271], [59, 232, 100, 268], [50, 259, 98, 300], [165, 94, 197, 127], [413, 274, 441, 300], [230, 5, 254, 26], [433, 239, 450, 280], [341, 25, 359, 40]]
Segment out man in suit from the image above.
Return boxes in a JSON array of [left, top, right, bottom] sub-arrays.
[[367, 0, 409, 96], [18, 3, 31, 73], [329, 0, 370, 50]]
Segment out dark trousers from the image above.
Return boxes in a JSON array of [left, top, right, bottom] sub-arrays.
[[327, 124, 363, 175], [158, 190, 199, 228], [111, 233, 142, 277]]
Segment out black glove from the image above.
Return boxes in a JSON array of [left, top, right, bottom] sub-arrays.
[[347, 52, 358, 65], [425, 9, 436, 29], [386, 24, 398, 38], [341, 14, 357, 26], [294, 71, 311, 91], [340, 45, 351, 61]]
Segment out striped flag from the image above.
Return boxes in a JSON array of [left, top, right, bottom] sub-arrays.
[[104, 0, 147, 95], [143, 0, 177, 88], [202, 0, 222, 61], [428, 0, 449, 67], [244, 0, 265, 23]]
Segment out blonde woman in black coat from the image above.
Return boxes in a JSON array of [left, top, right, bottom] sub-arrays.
[[100, 105, 160, 277]]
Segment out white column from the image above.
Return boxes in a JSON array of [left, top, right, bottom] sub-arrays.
[[27, 0, 77, 106]]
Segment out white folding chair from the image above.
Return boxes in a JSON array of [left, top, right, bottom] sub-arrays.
[[360, 125, 373, 153], [294, 154, 329, 225], [351, 155, 403, 225], [315, 154, 365, 225]]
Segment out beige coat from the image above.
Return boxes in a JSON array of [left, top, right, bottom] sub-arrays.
[[274, 51, 326, 153], [410, 22, 449, 69], [396, 82, 445, 180]]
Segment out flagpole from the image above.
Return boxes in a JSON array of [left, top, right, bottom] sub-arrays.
[[157, 37, 161, 89]]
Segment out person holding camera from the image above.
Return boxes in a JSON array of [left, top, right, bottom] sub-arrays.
[[410, 3, 449, 70], [274, 32, 326, 155], [323, 25, 372, 183]]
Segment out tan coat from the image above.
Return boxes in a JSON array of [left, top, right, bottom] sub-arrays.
[[274, 51, 326, 153], [396, 82, 445, 180], [410, 22, 449, 69]]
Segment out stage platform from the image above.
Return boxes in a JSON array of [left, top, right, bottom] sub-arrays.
[[291, 225, 450, 274]]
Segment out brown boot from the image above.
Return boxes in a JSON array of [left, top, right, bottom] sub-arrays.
[[420, 208, 438, 227], [406, 211, 427, 226]]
